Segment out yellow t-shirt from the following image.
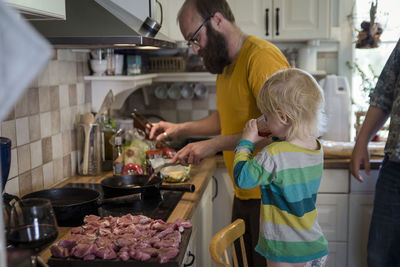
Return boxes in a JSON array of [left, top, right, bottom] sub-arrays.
[[216, 35, 290, 200]]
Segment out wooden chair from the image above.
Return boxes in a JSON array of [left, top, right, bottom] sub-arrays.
[[209, 219, 248, 267]]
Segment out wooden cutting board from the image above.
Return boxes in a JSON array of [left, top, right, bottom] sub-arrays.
[[47, 229, 192, 267], [321, 139, 385, 159]]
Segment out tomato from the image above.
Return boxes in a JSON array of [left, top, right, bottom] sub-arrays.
[[122, 163, 144, 175], [162, 147, 176, 159]]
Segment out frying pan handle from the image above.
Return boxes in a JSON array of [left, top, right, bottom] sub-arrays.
[[99, 193, 142, 205], [159, 184, 195, 192]]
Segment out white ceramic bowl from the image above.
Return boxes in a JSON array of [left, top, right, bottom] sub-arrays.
[[90, 59, 107, 76], [194, 83, 208, 99], [168, 83, 182, 100], [181, 83, 194, 99], [154, 84, 168, 99]]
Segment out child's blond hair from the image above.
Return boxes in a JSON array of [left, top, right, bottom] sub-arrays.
[[257, 68, 326, 140]]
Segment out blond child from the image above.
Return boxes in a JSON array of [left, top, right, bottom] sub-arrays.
[[233, 68, 328, 267]]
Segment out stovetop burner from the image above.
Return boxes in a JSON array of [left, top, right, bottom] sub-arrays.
[[64, 183, 183, 222]]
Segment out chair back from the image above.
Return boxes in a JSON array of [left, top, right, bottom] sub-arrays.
[[209, 219, 248, 267]]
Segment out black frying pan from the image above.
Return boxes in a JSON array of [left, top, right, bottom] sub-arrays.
[[101, 175, 195, 198], [22, 188, 141, 226]]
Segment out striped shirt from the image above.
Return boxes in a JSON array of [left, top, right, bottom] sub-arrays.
[[233, 139, 328, 263]]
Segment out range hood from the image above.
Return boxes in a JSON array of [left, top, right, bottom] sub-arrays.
[[30, 0, 176, 49]]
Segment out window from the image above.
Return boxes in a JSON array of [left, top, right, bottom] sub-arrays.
[[351, 0, 400, 139]]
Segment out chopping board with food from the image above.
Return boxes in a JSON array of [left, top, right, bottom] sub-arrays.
[[48, 214, 192, 267]]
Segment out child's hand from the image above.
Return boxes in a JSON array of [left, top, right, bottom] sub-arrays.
[[242, 119, 264, 143]]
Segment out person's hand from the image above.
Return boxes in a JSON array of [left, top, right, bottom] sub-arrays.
[[148, 121, 180, 142], [350, 142, 370, 182], [242, 119, 264, 143], [171, 139, 218, 166]]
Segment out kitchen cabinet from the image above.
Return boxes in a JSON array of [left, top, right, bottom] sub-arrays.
[[4, 0, 65, 20], [228, 0, 330, 41], [347, 169, 378, 267], [158, 0, 185, 41], [181, 179, 213, 267]]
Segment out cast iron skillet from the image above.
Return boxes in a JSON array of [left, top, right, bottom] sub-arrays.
[[101, 175, 195, 198], [22, 187, 141, 226]]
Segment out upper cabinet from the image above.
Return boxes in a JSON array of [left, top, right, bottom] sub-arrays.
[[158, 0, 330, 42], [4, 0, 66, 20], [229, 0, 330, 41]]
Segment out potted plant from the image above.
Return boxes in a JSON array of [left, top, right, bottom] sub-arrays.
[[356, 0, 383, 48]]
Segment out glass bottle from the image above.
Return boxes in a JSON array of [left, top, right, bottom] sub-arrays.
[[113, 136, 124, 175]]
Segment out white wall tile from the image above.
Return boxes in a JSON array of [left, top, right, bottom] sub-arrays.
[[17, 144, 31, 174], [208, 93, 217, 110], [60, 107, 71, 132], [16, 117, 30, 146], [9, 148, 18, 179], [4, 176, 19, 196], [43, 162, 54, 188], [177, 99, 193, 110], [192, 110, 209, 121], [40, 112, 52, 138], [76, 83, 85, 105], [30, 140, 43, 168], [39, 86, 51, 113], [71, 150, 77, 175], [1, 120, 16, 149], [59, 84, 70, 108], [52, 133, 63, 160]]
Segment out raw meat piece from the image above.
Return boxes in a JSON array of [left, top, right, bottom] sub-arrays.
[[50, 245, 69, 258], [132, 249, 152, 261], [119, 250, 130, 261], [71, 243, 96, 258], [153, 239, 180, 249], [164, 230, 182, 243], [84, 215, 101, 224], [57, 239, 76, 250], [95, 245, 117, 260], [158, 247, 179, 263]]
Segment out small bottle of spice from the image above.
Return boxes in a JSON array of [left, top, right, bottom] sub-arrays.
[[113, 136, 124, 175]]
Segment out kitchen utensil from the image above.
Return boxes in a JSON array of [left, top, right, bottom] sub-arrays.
[[93, 90, 114, 123], [0, 137, 11, 192], [194, 83, 208, 99], [101, 174, 195, 199], [22, 188, 142, 227], [7, 198, 58, 252], [167, 83, 182, 100], [181, 83, 194, 99], [77, 122, 101, 175], [131, 109, 169, 147], [154, 84, 168, 99], [114, 54, 124, 75], [90, 59, 107, 76]]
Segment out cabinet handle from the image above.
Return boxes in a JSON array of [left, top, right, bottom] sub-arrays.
[[212, 176, 218, 201], [183, 251, 195, 266], [265, 8, 269, 36], [275, 7, 280, 36]]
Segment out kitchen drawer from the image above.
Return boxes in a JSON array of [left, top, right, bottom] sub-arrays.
[[325, 242, 348, 267], [320, 169, 349, 193], [350, 169, 379, 193]]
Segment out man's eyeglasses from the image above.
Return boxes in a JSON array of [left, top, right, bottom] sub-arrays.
[[187, 14, 213, 47]]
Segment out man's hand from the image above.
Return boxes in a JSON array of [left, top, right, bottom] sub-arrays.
[[350, 142, 371, 182], [171, 139, 218, 165], [148, 121, 181, 142]]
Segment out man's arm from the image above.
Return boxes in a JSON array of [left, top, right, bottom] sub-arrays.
[[350, 106, 389, 182]]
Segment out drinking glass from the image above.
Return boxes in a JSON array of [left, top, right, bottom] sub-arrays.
[[0, 137, 11, 192], [8, 198, 58, 252], [256, 115, 271, 137]]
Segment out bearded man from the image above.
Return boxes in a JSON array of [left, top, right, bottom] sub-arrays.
[[149, 0, 289, 265]]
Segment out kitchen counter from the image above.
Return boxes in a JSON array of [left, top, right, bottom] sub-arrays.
[[216, 155, 383, 170], [39, 156, 217, 264]]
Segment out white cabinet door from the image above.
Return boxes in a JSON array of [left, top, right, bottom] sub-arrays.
[[184, 180, 213, 267], [229, 0, 330, 41], [348, 193, 374, 267], [4, 0, 65, 20], [325, 242, 347, 267], [228, 0, 268, 39], [272, 0, 330, 40], [316, 194, 348, 242], [158, 0, 185, 41]]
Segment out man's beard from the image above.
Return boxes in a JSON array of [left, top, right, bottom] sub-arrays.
[[199, 25, 231, 74]]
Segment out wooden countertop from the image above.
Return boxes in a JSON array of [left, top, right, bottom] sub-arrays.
[[216, 155, 383, 170], [39, 157, 217, 263]]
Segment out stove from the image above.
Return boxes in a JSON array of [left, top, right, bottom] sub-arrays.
[[63, 183, 183, 222]]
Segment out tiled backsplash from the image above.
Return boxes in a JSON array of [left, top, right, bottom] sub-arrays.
[[1, 49, 92, 197]]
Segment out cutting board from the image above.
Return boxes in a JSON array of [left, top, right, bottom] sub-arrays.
[[47, 229, 192, 267]]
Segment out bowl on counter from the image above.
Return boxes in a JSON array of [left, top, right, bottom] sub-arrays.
[[90, 59, 107, 76], [181, 83, 194, 99]]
